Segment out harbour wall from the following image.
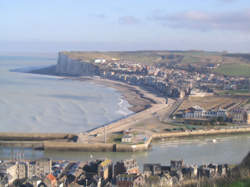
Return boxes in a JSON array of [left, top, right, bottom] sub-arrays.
[[0, 132, 76, 141], [0, 141, 43, 149], [151, 127, 250, 139], [0, 128, 250, 152], [43, 135, 151, 152]]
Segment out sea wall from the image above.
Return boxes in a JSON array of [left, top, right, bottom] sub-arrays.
[[151, 127, 250, 139], [0, 132, 76, 141], [43, 136, 153, 152], [56, 52, 98, 76], [43, 142, 149, 152], [0, 141, 43, 149], [43, 141, 115, 152]]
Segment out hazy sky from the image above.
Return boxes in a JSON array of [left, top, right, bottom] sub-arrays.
[[1, 0, 250, 52]]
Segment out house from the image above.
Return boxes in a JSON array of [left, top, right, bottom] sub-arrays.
[[44, 174, 57, 187], [94, 59, 106, 64], [28, 158, 52, 178], [170, 160, 184, 170], [116, 174, 145, 187], [114, 159, 139, 177], [184, 106, 228, 120], [229, 108, 247, 123], [6, 162, 17, 185], [198, 166, 216, 178], [145, 175, 173, 187], [143, 164, 162, 177], [97, 159, 112, 181], [121, 134, 133, 143], [247, 111, 250, 124], [182, 166, 198, 179], [184, 105, 205, 119], [218, 164, 228, 176], [16, 162, 27, 180], [205, 108, 228, 119]]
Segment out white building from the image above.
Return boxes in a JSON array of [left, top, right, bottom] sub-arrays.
[[184, 106, 228, 119], [94, 59, 106, 63]]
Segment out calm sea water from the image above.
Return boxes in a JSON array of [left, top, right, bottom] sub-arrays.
[[0, 55, 133, 133]]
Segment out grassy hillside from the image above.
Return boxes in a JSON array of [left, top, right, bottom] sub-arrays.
[[214, 63, 250, 77], [63, 50, 224, 65]]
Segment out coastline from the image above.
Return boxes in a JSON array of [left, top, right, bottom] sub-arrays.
[[5, 65, 249, 153], [29, 66, 160, 114], [28, 67, 169, 134], [69, 76, 162, 113]]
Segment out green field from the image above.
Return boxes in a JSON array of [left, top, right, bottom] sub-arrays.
[[214, 63, 250, 77], [216, 90, 250, 96], [229, 179, 250, 187], [64, 50, 225, 65]]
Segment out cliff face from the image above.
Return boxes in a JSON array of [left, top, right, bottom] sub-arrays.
[[56, 53, 98, 76]]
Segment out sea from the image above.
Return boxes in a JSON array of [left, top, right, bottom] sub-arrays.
[[0, 54, 250, 166], [0, 54, 133, 133]]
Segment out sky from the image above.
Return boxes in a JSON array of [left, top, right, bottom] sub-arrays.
[[0, 0, 250, 53]]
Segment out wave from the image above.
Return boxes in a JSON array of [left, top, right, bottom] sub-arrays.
[[116, 98, 133, 116]]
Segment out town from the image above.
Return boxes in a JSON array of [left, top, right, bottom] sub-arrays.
[[56, 51, 250, 126], [0, 157, 231, 187]]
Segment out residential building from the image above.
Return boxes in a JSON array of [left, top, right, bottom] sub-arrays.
[[28, 158, 52, 179], [97, 159, 112, 181], [143, 164, 162, 177], [229, 108, 247, 123], [114, 159, 139, 177], [247, 111, 250, 125], [121, 134, 133, 143], [116, 174, 144, 187]]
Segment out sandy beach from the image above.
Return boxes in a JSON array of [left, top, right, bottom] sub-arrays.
[[71, 76, 166, 113]]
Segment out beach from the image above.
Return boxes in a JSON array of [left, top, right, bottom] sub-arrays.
[[71, 76, 165, 113]]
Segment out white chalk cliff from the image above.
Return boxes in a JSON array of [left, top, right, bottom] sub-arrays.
[[56, 52, 98, 76]]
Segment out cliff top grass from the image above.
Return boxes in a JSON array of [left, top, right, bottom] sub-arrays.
[[214, 63, 250, 77], [63, 50, 225, 65], [62, 50, 250, 77]]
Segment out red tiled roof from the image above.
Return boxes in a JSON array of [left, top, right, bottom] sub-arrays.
[[47, 174, 56, 181]]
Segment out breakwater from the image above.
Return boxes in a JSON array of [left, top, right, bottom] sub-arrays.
[[0, 141, 43, 149], [43, 137, 153, 152], [0, 132, 77, 141], [151, 127, 250, 139]]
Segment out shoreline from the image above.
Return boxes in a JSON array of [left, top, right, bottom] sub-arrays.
[[26, 68, 169, 135], [69, 76, 162, 113]]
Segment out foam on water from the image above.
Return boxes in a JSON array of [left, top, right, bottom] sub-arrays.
[[0, 55, 133, 133], [116, 98, 132, 116]]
